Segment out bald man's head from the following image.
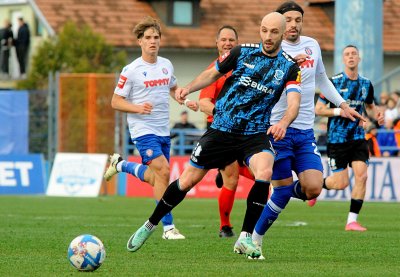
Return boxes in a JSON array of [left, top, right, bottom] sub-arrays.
[[259, 12, 286, 56]]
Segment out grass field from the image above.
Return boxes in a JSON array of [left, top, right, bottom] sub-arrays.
[[0, 196, 399, 276]]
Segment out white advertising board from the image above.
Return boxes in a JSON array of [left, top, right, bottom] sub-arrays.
[[46, 153, 108, 197], [318, 157, 400, 202]]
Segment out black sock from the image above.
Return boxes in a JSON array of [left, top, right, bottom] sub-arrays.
[[241, 180, 270, 233], [292, 180, 308, 201], [322, 178, 330, 190], [350, 198, 364, 214], [148, 179, 187, 225]]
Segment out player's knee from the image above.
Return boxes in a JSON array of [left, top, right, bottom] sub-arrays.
[[305, 186, 322, 199], [254, 167, 272, 181], [354, 172, 368, 184]]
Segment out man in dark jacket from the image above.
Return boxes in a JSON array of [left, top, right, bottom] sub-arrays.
[[1, 20, 14, 77], [15, 17, 30, 77]]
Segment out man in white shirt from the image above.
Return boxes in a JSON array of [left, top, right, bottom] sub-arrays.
[[103, 16, 198, 242]]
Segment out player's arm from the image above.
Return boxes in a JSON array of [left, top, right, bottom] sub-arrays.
[[315, 94, 338, 117], [175, 67, 223, 104], [170, 86, 199, 111], [267, 66, 301, 141], [176, 46, 240, 103], [111, 93, 152, 114], [364, 84, 384, 126], [315, 72, 366, 122], [199, 81, 218, 116]]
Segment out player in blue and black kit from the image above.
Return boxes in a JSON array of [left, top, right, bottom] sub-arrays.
[[125, 12, 302, 259], [316, 45, 384, 231]]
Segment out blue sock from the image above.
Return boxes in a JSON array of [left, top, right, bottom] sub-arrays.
[[121, 161, 147, 182], [254, 184, 294, 235], [156, 200, 174, 227], [292, 180, 307, 200]]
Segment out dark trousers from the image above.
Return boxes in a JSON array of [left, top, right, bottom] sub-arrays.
[[16, 46, 28, 74], [1, 49, 10, 74]]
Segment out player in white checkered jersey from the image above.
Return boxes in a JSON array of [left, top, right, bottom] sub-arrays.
[[104, 16, 198, 241]]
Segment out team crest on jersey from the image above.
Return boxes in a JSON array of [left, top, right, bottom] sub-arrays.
[[117, 75, 127, 89], [273, 70, 284, 84], [142, 71, 147, 76], [362, 87, 367, 98], [146, 149, 153, 157], [305, 47, 312, 55], [218, 51, 231, 63], [162, 68, 168, 75]]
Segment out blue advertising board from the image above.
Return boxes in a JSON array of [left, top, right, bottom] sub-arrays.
[[0, 154, 46, 194], [0, 90, 29, 154]]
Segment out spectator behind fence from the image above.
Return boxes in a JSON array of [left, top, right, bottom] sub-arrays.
[[384, 97, 399, 122], [377, 119, 398, 157], [15, 17, 30, 79], [171, 110, 198, 154], [365, 122, 381, 157], [0, 19, 14, 78]]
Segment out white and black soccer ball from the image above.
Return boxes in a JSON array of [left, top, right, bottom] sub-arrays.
[[67, 234, 106, 271]]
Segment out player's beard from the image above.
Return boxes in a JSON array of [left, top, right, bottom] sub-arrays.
[[263, 37, 283, 56]]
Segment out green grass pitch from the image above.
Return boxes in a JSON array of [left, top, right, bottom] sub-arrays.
[[0, 196, 399, 276]]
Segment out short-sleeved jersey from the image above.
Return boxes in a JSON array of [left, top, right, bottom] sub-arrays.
[[318, 72, 374, 143], [211, 43, 301, 135], [199, 59, 232, 123], [271, 36, 326, 129], [114, 56, 177, 138]]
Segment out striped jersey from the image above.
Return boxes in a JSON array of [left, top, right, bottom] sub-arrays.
[[211, 43, 301, 135], [319, 72, 374, 143], [114, 56, 177, 138], [271, 36, 326, 129]]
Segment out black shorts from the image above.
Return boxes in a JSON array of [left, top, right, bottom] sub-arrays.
[[327, 140, 369, 171], [190, 128, 275, 170]]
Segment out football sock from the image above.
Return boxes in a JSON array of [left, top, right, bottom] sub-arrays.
[[156, 200, 174, 229], [148, 179, 187, 225], [347, 199, 363, 224], [144, 220, 157, 231], [241, 180, 270, 233], [322, 178, 330, 190], [254, 184, 293, 236], [292, 180, 308, 200], [121, 161, 147, 182], [252, 230, 263, 247], [218, 186, 236, 229]]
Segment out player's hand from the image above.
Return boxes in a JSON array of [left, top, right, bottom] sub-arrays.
[[175, 87, 190, 104], [376, 109, 385, 126], [339, 102, 366, 122], [186, 100, 199, 112], [137, 102, 153, 114], [293, 53, 310, 66], [267, 123, 287, 141]]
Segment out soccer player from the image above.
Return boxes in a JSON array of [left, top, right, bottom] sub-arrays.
[[126, 12, 302, 259], [198, 25, 239, 238], [103, 16, 198, 240], [315, 45, 384, 231], [250, 1, 365, 258]]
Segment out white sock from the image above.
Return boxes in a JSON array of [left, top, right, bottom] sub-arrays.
[[347, 212, 358, 224], [116, 160, 124, 172], [252, 230, 263, 247], [163, 224, 175, 232]]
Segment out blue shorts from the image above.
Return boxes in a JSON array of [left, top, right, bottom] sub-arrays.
[[271, 128, 323, 180], [132, 134, 171, 165]]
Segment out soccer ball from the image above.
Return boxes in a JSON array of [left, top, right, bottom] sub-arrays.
[[67, 234, 106, 271]]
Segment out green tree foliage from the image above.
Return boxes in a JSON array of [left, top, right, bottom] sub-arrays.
[[18, 21, 127, 89]]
